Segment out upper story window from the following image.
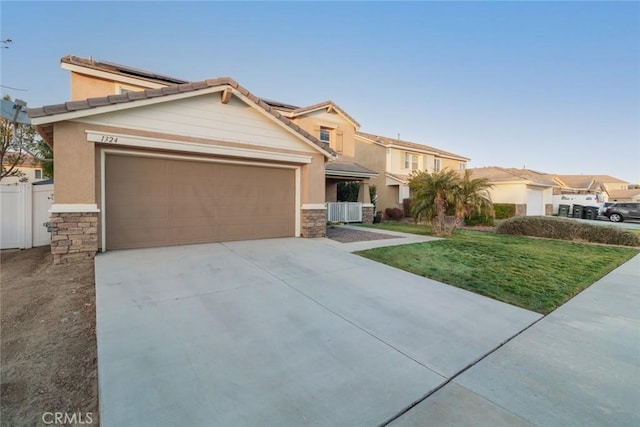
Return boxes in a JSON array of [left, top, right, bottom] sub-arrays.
[[459, 162, 466, 170], [319, 127, 331, 143], [434, 158, 441, 172], [404, 152, 419, 171], [35, 169, 42, 179]]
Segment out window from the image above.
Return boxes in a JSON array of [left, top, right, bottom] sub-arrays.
[[319, 127, 331, 143], [404, 152, 418, 170], [459, 162, 466, 170], [434, 158, 441, 172], [35, 169, 42, 179]]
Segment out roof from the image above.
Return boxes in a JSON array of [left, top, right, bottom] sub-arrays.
[[27, 77, 336, 158], [553, 174, 630, 189], [61, 55, 188, 86], [287, 101, 360, 128], [356, 131, 470, 161], [607, 189, 640, 200], [386, 173, 410, 184], [325, 161, 378, 178], [466, 167, 557, 187], [262, 98, 300, 111]]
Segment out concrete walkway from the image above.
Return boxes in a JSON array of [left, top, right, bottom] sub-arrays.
[[95, 237, 539, 426], [392, 253, 640, 427]]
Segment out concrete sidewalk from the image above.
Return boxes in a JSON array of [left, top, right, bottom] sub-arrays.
[[392, 253, 640, 426]]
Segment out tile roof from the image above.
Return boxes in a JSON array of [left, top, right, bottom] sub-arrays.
[[325, 161, 378, 177], [26, 77, 335, 157], [289, 101, 361, 128], [607, 189, 640, 200], [356, 131, 470, 161], [466, 167, 557, 186], [61, 55, 189, 85], [553, 174, 629, 189]]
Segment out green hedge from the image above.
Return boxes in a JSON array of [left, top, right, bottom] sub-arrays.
[[464, 212, 495, 226], [496, 216, 640, 247], [494, 203, 516, 219]]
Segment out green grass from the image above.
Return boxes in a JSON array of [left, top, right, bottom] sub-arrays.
[[356, 228, 638, 314]]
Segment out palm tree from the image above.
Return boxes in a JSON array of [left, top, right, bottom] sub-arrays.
[[409, 169, 494, 237], [459, 170, 493, 219], [409, 169, 463, 236]]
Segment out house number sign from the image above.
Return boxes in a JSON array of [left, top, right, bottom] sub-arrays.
[[100, 135, 119, 143]]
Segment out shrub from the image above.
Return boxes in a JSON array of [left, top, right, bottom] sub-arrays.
[[402, 198, 412, 218], [494, 203, 516, 219], [496, 216, 640, 247], [384, 207, 404, 221], [464, 212, 495, 226]]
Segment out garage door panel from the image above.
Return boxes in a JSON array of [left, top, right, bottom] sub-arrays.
[[106, 155, 295, 250]]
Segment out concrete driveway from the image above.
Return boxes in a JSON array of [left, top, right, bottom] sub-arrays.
[[95, 237, 540, 426]]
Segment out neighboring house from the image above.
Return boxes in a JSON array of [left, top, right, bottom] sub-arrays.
[[29, 78, 336, 263], [466, 167, 556, 216], [552, 174, 630, 199], [607, 189, 640, 202], [355, 131, 469, 211], [1, 153, 47, 184]]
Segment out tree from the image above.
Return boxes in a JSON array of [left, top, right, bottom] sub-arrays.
[[408, 169, 493, 237], [1, 96, 42, 183], [36, 141, 53, 178], [459, 170, 493, 219]]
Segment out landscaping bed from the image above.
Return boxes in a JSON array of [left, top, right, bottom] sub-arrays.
[[326, 226, 399, 243], [0, 247, 99, 426], [356, 225, 638, 314]]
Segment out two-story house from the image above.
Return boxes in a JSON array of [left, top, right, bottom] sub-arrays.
[[355, 131, 469, 212], [30, 55, 470, 261]]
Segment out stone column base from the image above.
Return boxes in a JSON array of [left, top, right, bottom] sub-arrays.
[[301, 208, 326, 238], [50, 212, 99, 264], [362, 205, 374, 224]]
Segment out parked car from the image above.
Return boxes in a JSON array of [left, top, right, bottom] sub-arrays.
[[604, 202, 640, 222], [598, 202, 614, 216]]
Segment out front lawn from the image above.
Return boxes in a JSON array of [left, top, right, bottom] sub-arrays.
[[356, 226, 638, 314]]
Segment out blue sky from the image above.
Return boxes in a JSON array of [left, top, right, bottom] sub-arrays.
[[2, 1, 639, 183]]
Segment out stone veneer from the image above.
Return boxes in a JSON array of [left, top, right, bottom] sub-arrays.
[[362, 205, 374, 224], [50, 212, 99, 264], [301, 208, 326, 238]]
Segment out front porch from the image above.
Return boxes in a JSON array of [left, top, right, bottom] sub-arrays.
[[325, 161, 378, 224]]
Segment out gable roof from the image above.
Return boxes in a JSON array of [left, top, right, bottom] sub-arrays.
[[553, 174, 629, 190], [467, 167, 557, 187], [284, 101, 360, 128], [27, 77, 336, 158], [61, 55, 188, 86], [325, 161, 378, 178], [607, 189, 640, 200], [356, 131, 470, 161]]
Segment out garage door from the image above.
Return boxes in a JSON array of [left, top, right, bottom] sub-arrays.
[[105, 155, 295, 250]]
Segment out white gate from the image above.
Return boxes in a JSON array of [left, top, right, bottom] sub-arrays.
[[326, 202, 363, 223], [0, 183, 54, 249]]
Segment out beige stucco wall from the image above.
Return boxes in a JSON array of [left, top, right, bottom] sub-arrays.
[[354, 137, 389, 211], [489, 183, 528, 205], [70, 72, 150, 101], [53, 121, 96, 204], [291, 110, 356, 161]]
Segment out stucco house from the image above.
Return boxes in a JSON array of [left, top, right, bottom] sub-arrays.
[[29, 77, 337, 262], [607, 189, 640, 202], [354, 131, 469, 212], [1, 153, 47, 184], [465, 167, 556, 216]]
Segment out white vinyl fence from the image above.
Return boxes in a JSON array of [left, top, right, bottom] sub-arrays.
[[326, 202, 363, 223], [1, 183, 54, 249]]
